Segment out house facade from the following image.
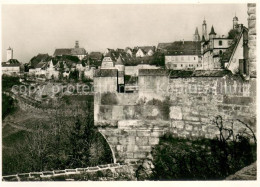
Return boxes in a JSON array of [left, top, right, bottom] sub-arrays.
[[2, 48, 20, 75], [164, 41, 202, 70], [53, 41, 87, 60]]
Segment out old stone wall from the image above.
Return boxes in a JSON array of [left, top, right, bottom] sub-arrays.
[[248, 3, 256, 76], [94, 70, 256, 163], [2, 163, 139, 181]]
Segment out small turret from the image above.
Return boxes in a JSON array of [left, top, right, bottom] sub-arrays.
[[233, 15, 239, 29], [193, 27, 201, 41], [209, 26, 217, 40]]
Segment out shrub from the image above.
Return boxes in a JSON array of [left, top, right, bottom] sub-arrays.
[[151, 116, 257, 180]]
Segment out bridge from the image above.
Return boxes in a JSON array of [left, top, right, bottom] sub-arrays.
[[94, 69, 256, 163]]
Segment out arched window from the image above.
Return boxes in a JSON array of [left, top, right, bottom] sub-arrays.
[[219, 50, 223, 55]]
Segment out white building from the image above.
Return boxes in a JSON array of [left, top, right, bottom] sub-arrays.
[[164, 41, 202, 70], [2, 48, 20, 75]]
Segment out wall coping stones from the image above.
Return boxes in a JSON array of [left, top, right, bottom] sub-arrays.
[[42, 171, 54, 175], [88, 167, 100, 170], [94, 69, 118, 77], [65, 169, 77, 173], [54, 170, 66, 174]]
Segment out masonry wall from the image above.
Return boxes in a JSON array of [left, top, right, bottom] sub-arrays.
[[248, 3, 256, 76], [94, 71, 256, 163]]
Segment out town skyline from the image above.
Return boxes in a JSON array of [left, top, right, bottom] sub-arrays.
[[2, 4, 247, 63]]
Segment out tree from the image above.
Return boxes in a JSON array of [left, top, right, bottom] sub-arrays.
[[228, 29, 240, 39]]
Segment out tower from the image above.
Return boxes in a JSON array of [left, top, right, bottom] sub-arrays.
[[193, 27, 201, 41], [202, 18, 208, 40], [233, 15, 239, 29], [75, 40, 79, 48], [6, 47, 13, 61], [209, 25, 217, 40]]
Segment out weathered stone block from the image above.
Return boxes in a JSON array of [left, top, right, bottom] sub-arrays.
[[248, 3, 256, 7], [248, 20, 256, 29], [176, 121, 185, 129], [137, 130, 151, 137], [136, 137, 148, 146], [127, 144, 139, 152], [112, 106, 124, 120], [107, 137, 118, 144], [126, 153, 134, 158], [185, 124, 193, 131], [249, 28, 256, 35], [169, 106, 182, 120], [184, 115, 200, 121], [248, 7, 256, 14], [149, 137, 160, 145], [150, 130, 164, 137], [134, 152, 147, 159], [138, 146, 152, 152], [223, 96, 252, 105]]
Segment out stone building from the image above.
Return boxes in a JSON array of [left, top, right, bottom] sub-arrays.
[[135, 46, 156, 57], [164, 41, 202, 70], [53, 41, 87, 60], [201, 24, 233, 70], [2, 47, 21, 75]]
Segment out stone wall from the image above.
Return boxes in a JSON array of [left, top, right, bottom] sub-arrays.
[[94, 69, 256, 163], [2, 163, 139, 181], [248, 3, 256, 76]]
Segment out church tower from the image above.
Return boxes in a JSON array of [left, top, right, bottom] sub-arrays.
[[202, 18, 208, 41], [6, 47, 13, 61], [193, 27, 200, 41], [233, 15, 239, 29], [75, 40, 79, 48]]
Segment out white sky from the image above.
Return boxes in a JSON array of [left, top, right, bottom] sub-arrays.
[[1, 3, 248, 63]]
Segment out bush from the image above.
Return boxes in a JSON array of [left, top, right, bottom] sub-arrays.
[[151, 116, 256, 180]]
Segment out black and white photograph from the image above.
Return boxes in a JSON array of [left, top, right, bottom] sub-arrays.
[[0, 0, 258, 185]]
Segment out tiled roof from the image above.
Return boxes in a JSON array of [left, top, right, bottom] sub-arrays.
[[29, 53, 52, 68], [35, 61, 47, 69], [165, 41, 201, 56], [157, 43, 173, 49], [136, 46, 155, 53], [209, 26, 217, 35], [115, 56, 124, 65], [2, 59, 20, 67], [53, 48, 86, 56]]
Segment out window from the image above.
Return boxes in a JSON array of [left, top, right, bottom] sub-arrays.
[[219, 50, 223, 55], [219, 41, 223, 46], [194, 57, 196, 60], [181, 64, 183, 67]]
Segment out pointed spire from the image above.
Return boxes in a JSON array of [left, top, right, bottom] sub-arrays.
[[115, 56, 123, 65], [209, 25, 216, 35], [201, 35, 206, 42], [203, 17, 206, 24], [195, 27, 199, 35]]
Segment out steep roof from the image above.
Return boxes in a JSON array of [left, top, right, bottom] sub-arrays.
[[29, 53, 52, 68], [35, 61, 47, 69], [195, 27, 199, 35], [157, 43, 173, 50], [201, 35, 206, 42], [223, 26, 248, 66], [2, 59, 20, 67], [53, 48, 86, 56], [115, 56, 124, 65], [209, 26, 217, 35], [88, 52, 103, 62], [135, 46, 155, 53], [165, 41, 201, 56]]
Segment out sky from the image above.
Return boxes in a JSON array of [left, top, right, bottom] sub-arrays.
[[1, 3, 248, 63]]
